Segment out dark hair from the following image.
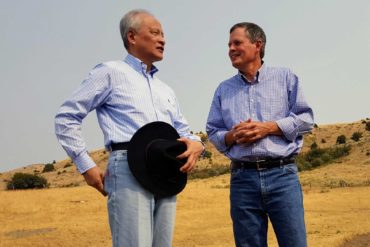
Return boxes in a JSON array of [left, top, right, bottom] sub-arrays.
[[230, 22, 266, 59]]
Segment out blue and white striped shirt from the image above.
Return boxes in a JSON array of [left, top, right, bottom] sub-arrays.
[[206, 63, 314, 161], [55, 54, 199, 173]]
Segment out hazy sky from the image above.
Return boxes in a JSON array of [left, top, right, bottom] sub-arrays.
[[1, 0, 369, 172]]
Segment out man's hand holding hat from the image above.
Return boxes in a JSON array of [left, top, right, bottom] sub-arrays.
[[176, 138, 204, 173]]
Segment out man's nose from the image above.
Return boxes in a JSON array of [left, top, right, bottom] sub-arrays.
[[159, 37, 165, 46]]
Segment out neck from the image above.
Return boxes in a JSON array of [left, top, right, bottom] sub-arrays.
[[128, 51, 153, 72], [239, 60, 262, 82], [144, 63, 152, 72]]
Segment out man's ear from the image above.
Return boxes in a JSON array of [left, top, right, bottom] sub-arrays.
[[255, 40, 262, 51], [127, 30, 136, 46]]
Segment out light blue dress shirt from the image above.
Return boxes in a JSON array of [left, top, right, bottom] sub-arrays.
[[55, 54, 199, 173], [206, 63, 314, 161]]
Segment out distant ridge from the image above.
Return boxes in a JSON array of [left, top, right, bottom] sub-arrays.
[[1, 119, 370, 190]]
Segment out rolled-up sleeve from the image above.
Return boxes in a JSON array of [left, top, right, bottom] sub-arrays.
[[276, 70, 314, 141]]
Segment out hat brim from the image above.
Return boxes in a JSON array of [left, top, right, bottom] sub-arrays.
[[127, 121, 187, 198]]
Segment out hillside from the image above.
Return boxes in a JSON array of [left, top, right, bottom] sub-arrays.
[[1, 120, 370, 190]]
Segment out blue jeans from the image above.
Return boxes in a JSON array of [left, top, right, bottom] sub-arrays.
[[104, 150, 176, 247], [230, 163, 307, 247]]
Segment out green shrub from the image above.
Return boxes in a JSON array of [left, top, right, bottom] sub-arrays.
[[203, 150, 212, 159], [320, 153, 332, 163], [310, 142, 318, 150], [7, 173, 47, 190], [42, 163, 55, 173], [366, 122, 370, 131], [339, 180, 350, 187], [64, 163, 72, 168], [330, 145, 351, 158], [336, 135, 346, 144], [297, 145, 351, 171], [189, 166, 229, 180], [200, 134, 208, 143], [351, 132, 362, 142]]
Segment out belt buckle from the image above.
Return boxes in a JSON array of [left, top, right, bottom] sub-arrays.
[[256, 159, 266, 170]]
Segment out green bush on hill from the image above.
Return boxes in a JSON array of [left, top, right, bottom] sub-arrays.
[[365, 122, 370, 131], [64, 163, 72, 168], [351, 132, 362, 142], [203, 150, 212, 159], [310, 142, 318, 150], [336, 135, 346, 144], [6, 173, 48, 190], [42, 163, 55, 173], [296, 145, 351, 171], [189, 165, 229, 180]]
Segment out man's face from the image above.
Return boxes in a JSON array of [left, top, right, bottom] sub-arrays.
[[130, 14, 165, 64], [228, 27, 260, 69]]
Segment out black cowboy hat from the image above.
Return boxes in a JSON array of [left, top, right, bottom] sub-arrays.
[[127, 121, 188, 198]]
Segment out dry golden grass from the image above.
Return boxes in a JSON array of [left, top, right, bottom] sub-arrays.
[[175, 176, 370, 247], [1, 176, 370, 247], [1, 120, 370, 246], [0, 186, 111, 247]]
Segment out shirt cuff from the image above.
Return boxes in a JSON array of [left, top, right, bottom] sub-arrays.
[[215, 130, 229, 153], [276, 118, 297, 141], [73, 151, 97, 174], [182, 133, 201, 142]]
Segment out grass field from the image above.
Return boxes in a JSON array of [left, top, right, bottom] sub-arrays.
[[1, 175, 370, 247], [1, 120, 370, 246]]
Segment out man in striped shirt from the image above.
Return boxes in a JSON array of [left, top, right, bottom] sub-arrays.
[[55, 9, 203, 247], [206, 22, 314, 247]]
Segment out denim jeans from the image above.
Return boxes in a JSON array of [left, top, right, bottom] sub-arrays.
[[104, 150, 176, 247], [230, 163, 307, 247]]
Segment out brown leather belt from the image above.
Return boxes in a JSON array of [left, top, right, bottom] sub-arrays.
[[110, 142, 130, 151], [231, 157, 296, 171]]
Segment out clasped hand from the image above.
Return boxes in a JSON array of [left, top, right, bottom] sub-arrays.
[[232, 119, 276, 144]]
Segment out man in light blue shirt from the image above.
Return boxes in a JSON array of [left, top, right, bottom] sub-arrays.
[[206, 22, 314, 247], [55, 9, 203, 247]]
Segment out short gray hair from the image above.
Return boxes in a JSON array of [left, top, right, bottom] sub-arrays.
[[119, 9, 153, 50], [230, 22, 266, 59]]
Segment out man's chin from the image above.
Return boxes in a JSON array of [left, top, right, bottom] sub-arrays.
[[231, 61, 241, 69], [153, 54, 164, 62]]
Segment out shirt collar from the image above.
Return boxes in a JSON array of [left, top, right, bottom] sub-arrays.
[[124, 54, 159, 77], [238, 61, 266, 85]]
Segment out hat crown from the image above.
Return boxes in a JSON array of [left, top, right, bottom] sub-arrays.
[[146, 139, 186, 167]]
